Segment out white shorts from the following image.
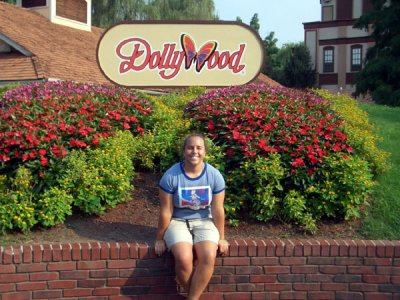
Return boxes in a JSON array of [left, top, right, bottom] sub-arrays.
[[164, 218, 220, 249]]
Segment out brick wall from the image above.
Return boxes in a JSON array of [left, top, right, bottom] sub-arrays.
[[1, 239, 399, 299]]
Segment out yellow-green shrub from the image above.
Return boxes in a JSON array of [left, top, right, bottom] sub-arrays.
[[314, 89, 390, 175]]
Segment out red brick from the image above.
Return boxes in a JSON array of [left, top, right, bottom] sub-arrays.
[[250, 274, 276, 283], [348, 266, 375, 274], [93, 287, 120, 296], [293, 240, 304, 256], [32, 244, 42, 263], [63, 288, 92, 297], [223, 293, 251, 300], [0, 264, 15, 273], [319, 265, 346, 274], [308, 257, 335, 265], [364, 293, 393, 300], [48, 280, 76, 289], [364, 257, 392, 266], [107, 277, 136, 287], [78, 260, 106, 270], [350, 283, 378, 292], [119, 242, 130, 259], [376, 240, 387, 257], [17, 264, 46, 273], [220, 275, 250, 284], [284, 240, 295, 256], [207, 284, 236, 292], [227, 240, 238, 256], [306, 274, 334, 283], [2, 292, 31, 300], [30, 272, 58, 281], [22, 245, 33, 263], [321, 282, 348, 291], [392, 276, 400, 284], [59, 270, 89, 280], [42, 244, 52, 261], [61, 243, 71, 261], [251, 292, 279, 300], [291, 266, 318, 274], [337, 240, 349, 256], [336, 257, 363, 265], [336, 291, 363, 300], [363, 275, 391, 283], [264, 283, 291, 291], [71, 243, 81, 260], [138, 242, 149, 259], [236, 239, 247, 257], [320, 240, 330, 257], [365, 240, 376, 257], [355, 240, 367, 257], [279, 257, 306, 265], [384, 241, 395, 257], [280, 291, 307, 299], [2, 246, 12, 264], [107, 259, 136, 269], [52, 244, 62, 261], [222, 257, 250, 266], [81, 242, 91, 260], [326, 239, 339, 256], [236, 283, 264, 292], [264, 240, 276, 257], [308, 291, 335, 299], [214, 266, 235, 275], [128, 242, 139, 258], [236, 266, 263, 275], [254, 240, 266, 257], [16, 281, 47, 291], [13, 246, 21, 264], [90, 269, 119, 278], [293, 283, 320, 291], [0, 273, 29, 283], [302, 240, 312, 256], [274, 239, 284, 257], [48, 261, 76, 271], [348, 240, 358, 256], [247, 240, 257, 257], [264, 266, 290, 274], [309, 239, 321, 256], [32, 290, 62, 299], [251, 257, 278, 266], [77, 279, 106, 288], [110, 242, 120, 259], [90, 242, 101, 260], [0, 283, 15, 293]]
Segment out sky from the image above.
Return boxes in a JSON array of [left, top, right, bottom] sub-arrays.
[[214, 0, 321, 47]]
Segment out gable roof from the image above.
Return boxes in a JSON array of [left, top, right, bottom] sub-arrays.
[[0, 2, 106, 84]]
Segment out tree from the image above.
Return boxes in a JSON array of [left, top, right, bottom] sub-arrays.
[[262, 32, 280, 80], [281, 43, 316, 88], [92, 0, 217, 28], [249, 13, 260, 33], [236, 16, 243, 23], [353, 0, 400, 106]]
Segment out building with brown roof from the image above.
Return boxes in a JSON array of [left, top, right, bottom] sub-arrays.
[[0, 0, 107, 85]]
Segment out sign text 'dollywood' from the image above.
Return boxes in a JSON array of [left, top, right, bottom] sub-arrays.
[[97, 21, 265, 87]]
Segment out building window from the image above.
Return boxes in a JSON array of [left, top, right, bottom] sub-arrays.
[[22, 0, 47, 8], [322, 6, 334, 21], [323, 47, 334, 73], [351, 45, 362, 72]]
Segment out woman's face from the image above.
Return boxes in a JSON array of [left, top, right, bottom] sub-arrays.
[[183, 136, 206, 167]]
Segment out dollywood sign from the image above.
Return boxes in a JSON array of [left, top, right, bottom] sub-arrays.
[[97, 21, 265, 87]]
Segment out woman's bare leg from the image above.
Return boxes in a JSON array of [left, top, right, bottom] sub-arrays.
[[171, 242, 194, 292], [187, 241, 218, 300]]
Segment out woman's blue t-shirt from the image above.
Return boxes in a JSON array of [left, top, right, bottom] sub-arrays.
[[159, 162, 225, 220]]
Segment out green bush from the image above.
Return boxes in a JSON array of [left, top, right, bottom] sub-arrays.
[[59, 131, 135, 215]]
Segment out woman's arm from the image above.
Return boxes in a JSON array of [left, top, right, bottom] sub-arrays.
[[155, 189, 173, 256], [211, 191, 229, 255]]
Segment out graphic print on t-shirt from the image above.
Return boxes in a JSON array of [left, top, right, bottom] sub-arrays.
[[178, 186, 211, 210]]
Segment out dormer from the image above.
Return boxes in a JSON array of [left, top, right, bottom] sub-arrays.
[[16, 0, 92, 31]]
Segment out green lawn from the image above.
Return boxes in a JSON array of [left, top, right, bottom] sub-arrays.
[[358, 102, 400, 240]]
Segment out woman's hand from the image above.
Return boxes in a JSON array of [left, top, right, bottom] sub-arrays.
[[218, 239, 229, 255], [155, 239, 167, 256]]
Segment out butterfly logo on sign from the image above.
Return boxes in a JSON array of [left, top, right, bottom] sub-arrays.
[[181, 34, 217, 73]]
